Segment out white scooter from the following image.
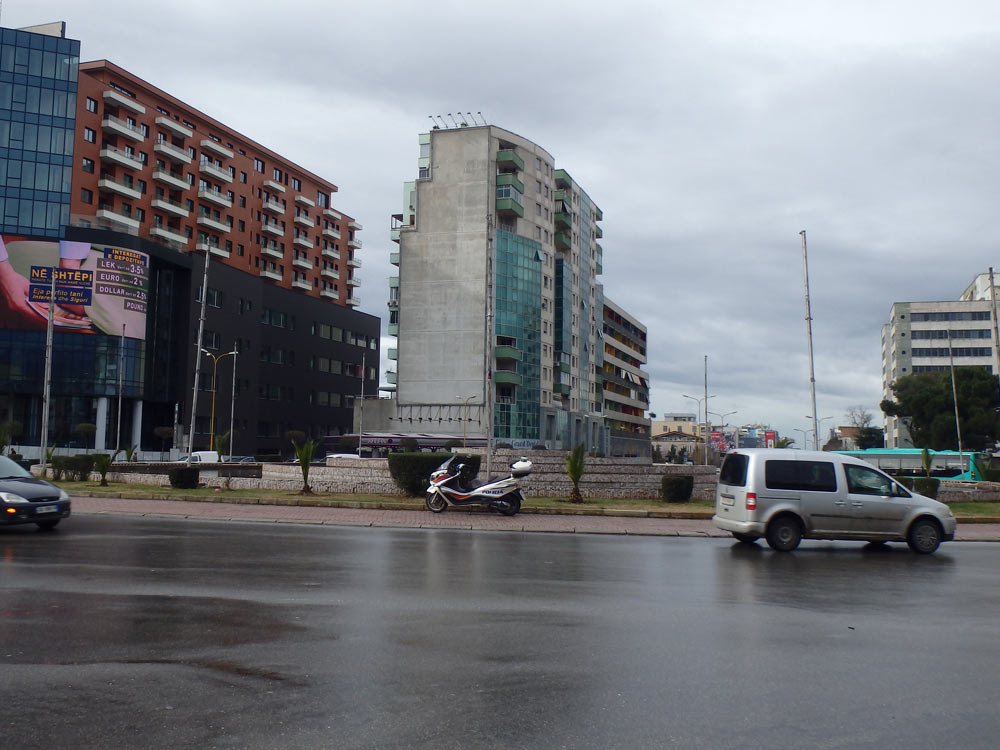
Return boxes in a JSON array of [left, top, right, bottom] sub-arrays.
[[425, 456, 532, 516]]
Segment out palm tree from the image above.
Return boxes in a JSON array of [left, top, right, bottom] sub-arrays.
[[565, 444, 586, 503], [292, 437, 318, 494], [775, 437, 795, 449]]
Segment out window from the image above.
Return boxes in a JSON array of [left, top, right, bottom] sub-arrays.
[[80, 188, 93, 204], [845, 465, 895, 496], [292, 177, 301, 191], [81, 157, 94, 173], [273, 167, 282, 181], [765, 460, 837, 492], [83, 127, 96, 143], [85, 97, 98, 113], [253, 158, 264, 173]]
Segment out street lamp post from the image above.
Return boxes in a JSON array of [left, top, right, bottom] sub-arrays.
[[805, 415, 834, 450], [709, 410, 737, 452], [793, 428, 810, 450], [200, 348, 238, 452], [682, 393, 715, 465], [456, 395, 477, 448]]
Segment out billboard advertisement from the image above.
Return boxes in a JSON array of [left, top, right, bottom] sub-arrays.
[[0, 235, 148, 339]]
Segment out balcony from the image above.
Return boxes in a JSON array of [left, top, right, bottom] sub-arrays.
[[261, 244, 283, 259], [496, 173, 524, 194], [347, 257, 361, 268], [495, 345, 523, 361], [293, 235, 313, 249], [495, 196, 524, 218], [261, 223, 283, 236], [554, 188, 572, 206], [322, 267, 339, 280], [154, 140, 191, 164], [104, 89, 145, 114], [100, 145, 144, 171], [346, 296, 360, 306], [295, 194, 315, 207], [321, 288, 338, 300], [149, 226, 188, 246], [496, 149, 524, 172], [197, 213, 230, 233], [554, 211, 572, 230], [155, 115, 192, 138], [262, 198, 284, 214], [390, 252, 399, 266], [260, 267, 282, 282], [294, 214, 314, 228], [199, 159, 232, 183], [151, 197, 189, 217], [390, 228, 400, 243], [554, 169, 572, 189], [385, 371, 397, 384], [386, 296, 398, 309], [195, 240, 226, 256], [388, 323, 398, 336], [387, 348, 397, 360], [263, 179, 285, 193], [200, 138, 233, 159], [555, 232, 571, 251], [96, 209, 140, 231], [198, 187, 232, 208], [98, 176, 141, 200], [494, 370, 523, 386], [321, 247, 340, 260], [594, 206, 603, 221], [293, 256, 312, 270], [348, 238, 362, 249], [152, 168, 188, 190], [346, 277, 360, 287], [553, 383, 571, 395], [323, 208, 341, 220], [322, 226, 340, 240], [102, 114, 144, 142], [292, 279, 312, 291]]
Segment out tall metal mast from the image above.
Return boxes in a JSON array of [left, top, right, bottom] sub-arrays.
[[800, 230, 819, 450]]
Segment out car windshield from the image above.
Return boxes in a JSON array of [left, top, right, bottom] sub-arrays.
[[0, 455, 32, 479]]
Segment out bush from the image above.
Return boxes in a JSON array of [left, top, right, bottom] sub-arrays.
[[50, 454, 96, 481], [913, 477, 940, 498], [401, 437, 420, 453], [896, 476, 915, 491], [387, 452, 481, 496], [168, 466, 200, 489], [661, 475, 694, 503]]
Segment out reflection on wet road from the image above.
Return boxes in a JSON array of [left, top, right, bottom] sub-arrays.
[[2, 516, 998, 749]]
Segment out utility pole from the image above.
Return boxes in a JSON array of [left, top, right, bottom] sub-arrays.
[[989, 268, 1000, 407], [39, 269, 56, 475], [703, 355, 710, 465], [187, 250, 212, 455], [800, 230, 819, 451]]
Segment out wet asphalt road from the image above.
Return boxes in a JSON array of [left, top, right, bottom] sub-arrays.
[[2, 515, 999, 750]]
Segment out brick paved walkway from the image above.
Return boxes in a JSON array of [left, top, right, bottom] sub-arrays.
[[70, 496, 1000, 541]]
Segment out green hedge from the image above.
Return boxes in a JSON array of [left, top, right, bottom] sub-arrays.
[[168, 466, 200, 489], [387, 452, 481, 497], [896, 476, 915, 490], [913, 477, 940, 498], [50, 454, 96, 481], [661, 475, 694, 503]]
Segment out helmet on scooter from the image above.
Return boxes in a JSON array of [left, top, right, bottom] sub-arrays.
[[510, 457, 532, 478]]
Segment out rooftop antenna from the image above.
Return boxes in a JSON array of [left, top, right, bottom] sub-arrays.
[[446, 113, 458, 127], [428, 115, 440, 130], [476, 111, 485, 125], [457, 112, 468, 127], [465, 112, 477, 126]]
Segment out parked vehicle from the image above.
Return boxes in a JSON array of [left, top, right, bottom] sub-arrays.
[[425, 456, 532, 516], [178, 451, 221, 463], [0, 455, 71, 531], [713, 449, 956, 554]]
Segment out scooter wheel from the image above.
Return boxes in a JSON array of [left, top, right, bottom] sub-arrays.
[[425, 491, 447, 513], [495, 492, 522, 517]]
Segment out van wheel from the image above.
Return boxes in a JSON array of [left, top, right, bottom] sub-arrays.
[[732, 532, 759, 544], [766, 516, 802, 552], [907, 518, 942, 554]]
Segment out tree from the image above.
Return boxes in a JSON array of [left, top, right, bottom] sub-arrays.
[[75, 423, 97, 452], [845, 405, 874, 430], [775, 437, 795, 449], [881, 368, 1000, 450], [93, 451, 120, 487], [154, 425, 174, 457], [565, 444, 586, 503], [291, 437, 318, 494], [857, 427, 884, 450], [667, 445, 678, 464]]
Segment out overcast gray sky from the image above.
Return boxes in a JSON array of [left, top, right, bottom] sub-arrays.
[[8, 0, 1000, 444]]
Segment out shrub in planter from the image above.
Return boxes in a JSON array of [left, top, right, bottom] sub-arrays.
[[71, 454, 96, 481], [896, 476, 915, 491], [168, 466, 200, 489], [661, 475, 694, 503], [913, 477, 940, 499], [387, 452, 481, 496]]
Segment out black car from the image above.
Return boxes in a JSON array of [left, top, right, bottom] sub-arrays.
[[0, 455, 71, 530]]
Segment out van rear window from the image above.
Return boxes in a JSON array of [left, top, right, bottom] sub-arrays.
[[765, 460, 837, 492], [719, 453, 749, 487]]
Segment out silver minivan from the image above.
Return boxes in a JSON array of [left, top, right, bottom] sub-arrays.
[[713, 449, 957, 553]]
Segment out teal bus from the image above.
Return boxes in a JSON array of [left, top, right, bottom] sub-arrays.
[[833, 449, 984, 481]]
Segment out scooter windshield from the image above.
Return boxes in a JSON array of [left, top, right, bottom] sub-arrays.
[[433, 457, 456, 474]]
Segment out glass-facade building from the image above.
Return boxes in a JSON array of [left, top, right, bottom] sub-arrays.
[[0, 26, 78, 237]]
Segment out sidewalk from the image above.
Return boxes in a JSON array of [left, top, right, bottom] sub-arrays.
[[71, 495, 1000, 541]]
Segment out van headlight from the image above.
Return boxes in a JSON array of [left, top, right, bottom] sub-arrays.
[[58, 489, 70, 501], [0, 492, 29, 504]]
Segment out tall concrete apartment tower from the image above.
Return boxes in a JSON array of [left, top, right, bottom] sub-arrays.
[[379, 123, 607, 451]]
